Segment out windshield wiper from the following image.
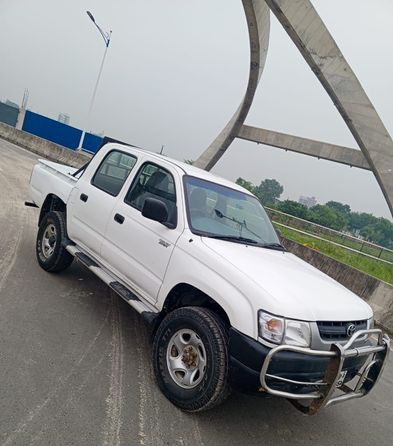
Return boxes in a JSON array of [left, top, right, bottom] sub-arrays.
[[206, 234, 259, 245], [214, 209, 264, 241], [261, 242, 286, 251]]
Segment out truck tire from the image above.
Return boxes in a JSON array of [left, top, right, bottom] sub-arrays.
[[36, 211, 73, 272], [153, 306, 230, 412]]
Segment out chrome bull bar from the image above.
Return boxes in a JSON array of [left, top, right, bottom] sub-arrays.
[[259, 329, 390, 415]]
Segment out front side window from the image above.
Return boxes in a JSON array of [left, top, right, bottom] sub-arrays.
[[91, 150, 137, 196], [184, 176, 281, 248], [125, 163, 177, 225]]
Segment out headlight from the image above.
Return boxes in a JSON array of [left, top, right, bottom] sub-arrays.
[[258, 310, 311, 347], [258, 311, 284, 343], [284, 320, 311, 347]]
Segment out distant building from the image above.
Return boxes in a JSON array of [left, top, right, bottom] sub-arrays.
[[58, 113, 70, 125], [299, 195, 317, 208]]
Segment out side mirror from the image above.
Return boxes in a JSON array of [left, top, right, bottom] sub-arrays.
[[142, 197, 169, 225]]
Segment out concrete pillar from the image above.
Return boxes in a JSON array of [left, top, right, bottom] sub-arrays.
[[16, 107, 26, 130]]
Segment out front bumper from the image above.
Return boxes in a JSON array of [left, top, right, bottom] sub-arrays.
[[229, 328, 390, 415]]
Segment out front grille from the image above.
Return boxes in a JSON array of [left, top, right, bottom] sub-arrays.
[[317, 320, 367, 341]]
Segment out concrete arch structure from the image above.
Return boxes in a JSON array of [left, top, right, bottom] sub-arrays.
[[194, 0, 393, 217], [195, 0, 270, 171]]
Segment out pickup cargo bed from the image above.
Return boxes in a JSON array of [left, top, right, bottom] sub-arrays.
[[29, 160, 78, 207]]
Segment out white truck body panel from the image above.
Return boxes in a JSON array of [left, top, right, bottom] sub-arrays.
[[67, 177, 119, 259], [29, 160, 77, 208], [201, 237, 372, 322]]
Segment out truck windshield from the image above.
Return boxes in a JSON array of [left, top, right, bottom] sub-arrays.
[[183, 176, 282, 248]]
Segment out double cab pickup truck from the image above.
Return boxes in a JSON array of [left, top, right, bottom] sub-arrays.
[[27, 143, 390, 414]]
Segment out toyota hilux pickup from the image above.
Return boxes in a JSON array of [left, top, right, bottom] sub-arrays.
[[26, 143, 390, 414]]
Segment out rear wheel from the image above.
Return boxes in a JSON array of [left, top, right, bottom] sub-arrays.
[[153, 306, 230, 412], [36, 211, 73, 272]]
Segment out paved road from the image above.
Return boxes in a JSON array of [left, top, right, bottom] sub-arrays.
[[0, 139, 392, 446]]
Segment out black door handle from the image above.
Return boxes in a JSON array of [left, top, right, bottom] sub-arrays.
[[80, 193, 88, 202], [114, 213, 125, 224]]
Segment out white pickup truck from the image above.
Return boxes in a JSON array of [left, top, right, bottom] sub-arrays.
[[27, 143, 390, 414]]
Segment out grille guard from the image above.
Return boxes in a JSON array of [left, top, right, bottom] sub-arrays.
[[259, 329, 390, 415]]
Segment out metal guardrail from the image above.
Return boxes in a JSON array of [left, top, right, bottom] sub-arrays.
[[266, 207, 393, 266]]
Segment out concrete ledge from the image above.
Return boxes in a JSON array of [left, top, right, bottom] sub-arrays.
[[283, 238, 393, 335], [0, 122, 91, 168]]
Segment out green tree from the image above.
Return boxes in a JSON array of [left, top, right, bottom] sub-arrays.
[[326, 201, 351, 219], [308, 204, 346, 231], [348, 212, 376, 232], [374, 218, 393, 248], [235, 177, 255, 193], [254, 179, 283, 206], [325, 201, 352, 229], [277, 200, 309, 219], [360, 217, 393, 248]]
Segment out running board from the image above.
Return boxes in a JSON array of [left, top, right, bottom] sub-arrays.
[[109, 281, 140, 302], [65, 245, 156, 315], [75, 251, 100, 268]]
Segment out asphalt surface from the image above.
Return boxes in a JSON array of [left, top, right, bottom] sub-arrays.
[[0, 138, 392, 446]]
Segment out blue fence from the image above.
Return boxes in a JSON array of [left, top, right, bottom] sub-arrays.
[[22, 110, 103, 152], [23, 111, 82, 149], [83, 132, 103, 154]]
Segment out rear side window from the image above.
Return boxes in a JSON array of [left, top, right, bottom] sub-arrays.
[[92, 150, 137, 196], [125, 163, 177, 225]]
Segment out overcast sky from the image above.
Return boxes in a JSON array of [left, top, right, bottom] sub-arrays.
[[1, 0, 392, 219]]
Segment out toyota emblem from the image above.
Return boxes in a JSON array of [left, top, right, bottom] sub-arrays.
[[346, 323, 356, 337]]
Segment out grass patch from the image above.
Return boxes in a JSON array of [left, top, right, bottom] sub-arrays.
[[299, 230, 393, 263], [277, 225, 393, 285], [269, 212, 393, 263]]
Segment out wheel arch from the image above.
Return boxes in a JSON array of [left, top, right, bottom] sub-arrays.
[[153, 283, 231, 332], [39, 194, 67, 226]]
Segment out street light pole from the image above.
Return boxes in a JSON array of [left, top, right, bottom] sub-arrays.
[[77, 11, 112, 150]]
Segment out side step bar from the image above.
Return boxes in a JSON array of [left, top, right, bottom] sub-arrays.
[[66, 245, 157, 317], [109, 281, 141, 302]]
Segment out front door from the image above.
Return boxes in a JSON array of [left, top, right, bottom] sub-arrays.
[[100, 162, 183, 303]]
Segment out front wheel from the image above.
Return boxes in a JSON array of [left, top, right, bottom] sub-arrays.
[[36, 211, 73, 272], [153, 306, 230, 412]]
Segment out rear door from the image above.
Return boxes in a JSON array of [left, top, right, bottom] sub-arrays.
[[67, 149, 138, 257], [100, 161, 184, 304]]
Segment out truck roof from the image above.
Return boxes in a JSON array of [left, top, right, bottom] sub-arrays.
[[109, 143, 253, 196]]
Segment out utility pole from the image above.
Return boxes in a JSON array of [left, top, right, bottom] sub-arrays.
[[77, 11, 112, 151]]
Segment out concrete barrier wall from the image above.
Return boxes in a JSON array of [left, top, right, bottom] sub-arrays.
[[283, 238, 393, 334], [0, 122, 91, 168]]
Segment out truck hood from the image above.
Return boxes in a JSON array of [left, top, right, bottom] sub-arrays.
[[201, 238, 372, 322]]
